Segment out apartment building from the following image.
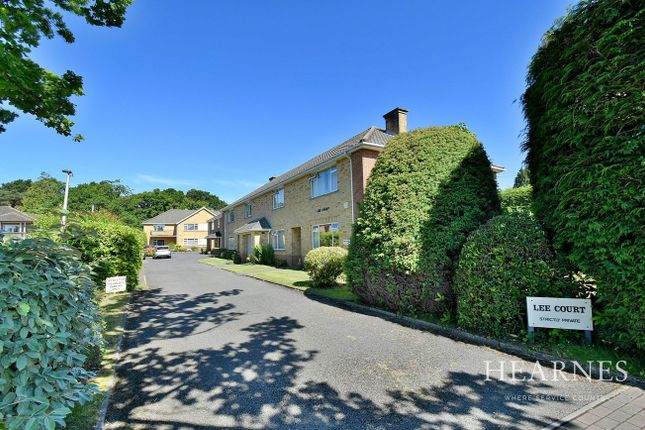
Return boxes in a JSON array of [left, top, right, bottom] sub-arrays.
[[142, 207, 219, 247], [221, 108, 504, 266]]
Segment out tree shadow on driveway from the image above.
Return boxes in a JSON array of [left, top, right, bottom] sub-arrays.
[[123, 288, 244, 348], [107, 314, 556, 429]]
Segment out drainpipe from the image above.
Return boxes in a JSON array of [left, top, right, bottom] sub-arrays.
[[344, 153, 355, 223]]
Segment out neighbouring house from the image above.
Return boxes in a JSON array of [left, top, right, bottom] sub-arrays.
[[205, 212, 224, 251], [0, 206, 35, 239], [142, 207, 219, 248], [221, 108, 504, 266]]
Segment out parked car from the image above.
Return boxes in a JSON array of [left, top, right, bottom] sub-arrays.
[[153, 245, 171, 259]]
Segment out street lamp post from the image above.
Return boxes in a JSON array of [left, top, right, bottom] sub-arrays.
[[61, 169, 73, 228]]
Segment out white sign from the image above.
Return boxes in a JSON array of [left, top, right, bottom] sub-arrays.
[[527, 297, 593, 331], [342, 239, 351, 246], [105, 276, 127, 293]]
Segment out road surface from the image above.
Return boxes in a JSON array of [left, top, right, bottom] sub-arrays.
[[105, 253, 618, 429]]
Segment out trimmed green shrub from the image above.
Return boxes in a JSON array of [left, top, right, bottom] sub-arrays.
[[251, 243, 275, 266], [232, 252, 242, 264], [0, 239, 103, 430], [66, 219, 145, 290], [453, 213, 580, 338], [500, 185, 533, 213], [169, 244, 188, 252], [304, 246, 348, 287], [346, 126, 501, 316], [522, 0, 644, 350]]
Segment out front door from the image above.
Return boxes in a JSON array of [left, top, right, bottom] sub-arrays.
[[291, 227, 302, 267], [247, 235, 254, 258]]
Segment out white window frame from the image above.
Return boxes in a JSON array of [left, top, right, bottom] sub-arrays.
[[244, 203, 252, 218], [183, 238, 199, 246], [227, 211, 235, 223], [271, 230, 286, 251], [153, 224, 165, 231], [311, 166, 338, 198], [312, 223, 340, 248], [273, 188, 285, 209], [184, 223, 199, 231]]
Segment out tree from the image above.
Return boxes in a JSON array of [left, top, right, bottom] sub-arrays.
[[185, 188, 227, 209], [19, 173, 64, 214], [513, 165, 530, 188], [346, 126, 501, 317], [522, 0, 644, 351], [115, 188, 190, 226], [69, 180, 131, 212], [0, 179, 32, 207], [0, 0, 132, 139]]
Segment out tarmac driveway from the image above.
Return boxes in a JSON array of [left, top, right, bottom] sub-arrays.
[[105, 253, 618, 429]]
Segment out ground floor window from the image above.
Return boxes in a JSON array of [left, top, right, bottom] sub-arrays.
[[184, 238, 198, 246], [272, 230, 286, 250], [1, 223, 21, 233], [312, 223, 340, 248], [228, 236, 236, 250], [152, 239, 165, 246]]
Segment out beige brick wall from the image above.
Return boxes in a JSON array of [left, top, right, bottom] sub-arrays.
[[225, 158, 355, 265]]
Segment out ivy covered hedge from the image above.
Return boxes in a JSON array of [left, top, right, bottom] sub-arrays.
[[0, 239, 103, 430], [522, 0, 644, 350], [499, 185, 532, 213], [346, 126, 501, 316], [453, 212, 580, 338]]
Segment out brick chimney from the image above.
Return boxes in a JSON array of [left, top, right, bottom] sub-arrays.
[[383, 107, 408, 134]]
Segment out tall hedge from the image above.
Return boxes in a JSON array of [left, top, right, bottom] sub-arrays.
[[453, 212, 580, 338], [346, 126, 501, 316], [522, 0, 644, 350], [499, 185, 533, 213], [0, 239, 103, 429], [66, 218, 146, 290]]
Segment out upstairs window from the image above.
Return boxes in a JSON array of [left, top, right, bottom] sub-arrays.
[[273, 188, 285, 209], [184, 224, 198, 231], [244, 203, 252, 218], [311, 166, 338, 198], [227, 211, 235, 223], [153, 224, 165, 231]]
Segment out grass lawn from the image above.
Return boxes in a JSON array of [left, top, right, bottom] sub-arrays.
[[65, 287, 137, 429], [198, 257, 233, 266], [198, 259, 359, 302]]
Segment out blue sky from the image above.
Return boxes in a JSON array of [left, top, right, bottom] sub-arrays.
[[2, 0, 572, 203]]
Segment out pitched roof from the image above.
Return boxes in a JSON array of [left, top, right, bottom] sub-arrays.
[[233, 217, 272, 234], [0, 206, 35, 222], [224, 126, 393, 210], [141, 207, 218, 225]]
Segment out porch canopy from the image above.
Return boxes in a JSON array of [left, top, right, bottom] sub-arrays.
[[205, 232, 222, 239], [234, 217, 271, 234]]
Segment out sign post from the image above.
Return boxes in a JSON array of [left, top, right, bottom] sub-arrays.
[[526, 297, 593, 344], [105, 276, 127, 294]]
